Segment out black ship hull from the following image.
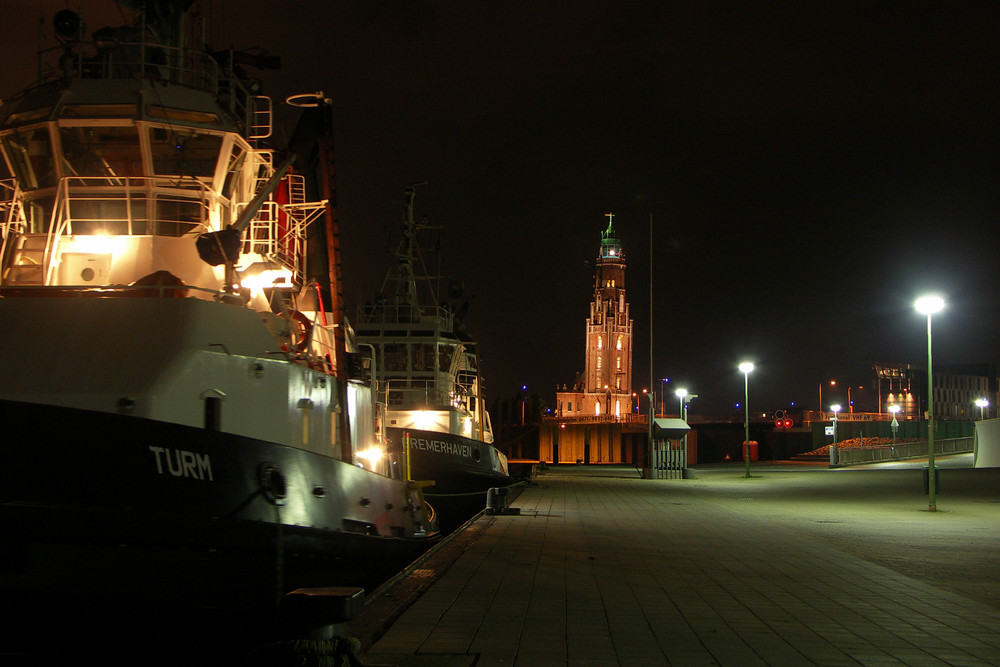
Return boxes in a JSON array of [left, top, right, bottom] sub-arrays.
[[0, 399, 435, 611], [387, 426, 513, 530]]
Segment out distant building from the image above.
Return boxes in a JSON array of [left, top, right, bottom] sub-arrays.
[[555, 214, 634, 419], [542, 215, 649, 464], [874, 362, 997, 420]]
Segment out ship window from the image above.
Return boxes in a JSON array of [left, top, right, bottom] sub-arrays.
[[147, 106, 221, 125], [64, 194, 146, 235], [413, 343, 435, 371], [61, 104, 137, 118], [149, 126, 223, 177], [222, 143, 248, 198], [384, 343, 409, 372], [60, 125, 142, 179], [2, 107, 52, 127], [154, 195, 206, 236], [2, 126, 56, 190], [438, 343, 456, 373]]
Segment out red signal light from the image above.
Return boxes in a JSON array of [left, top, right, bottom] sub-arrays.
[[774, 419, 783, 428], [783, 418, 793, 429]]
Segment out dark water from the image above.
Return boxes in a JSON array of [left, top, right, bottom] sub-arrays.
[[1, 497, 488, 666]]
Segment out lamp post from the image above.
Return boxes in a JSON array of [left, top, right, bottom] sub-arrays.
[[739, 362, 754, 477], [830, 404, 841, 466], [818, 379, 836, 418], [848, 385, 863, 413], [976, 398, 989, 421], [660, 377, 669, 416], [888, 404, 900, 445], [915, 294, 945, 512], [676, 388, 688, 419]]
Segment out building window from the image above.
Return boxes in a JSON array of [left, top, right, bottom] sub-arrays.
[[597, 335, 602, 349], [617, 336, 622, 350], [595, 402, 600, 416]]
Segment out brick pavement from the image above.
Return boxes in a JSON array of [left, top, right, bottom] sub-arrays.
[[356, 461, 1000, 666]]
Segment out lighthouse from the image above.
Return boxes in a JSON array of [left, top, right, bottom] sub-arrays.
[[546, 215, 643, 464]]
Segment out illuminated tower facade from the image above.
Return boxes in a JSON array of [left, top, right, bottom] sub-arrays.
[[557, 214, 634, 418]]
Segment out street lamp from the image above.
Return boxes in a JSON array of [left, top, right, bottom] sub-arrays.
[[739, 362, 754, 477], [888, 404, 901, 445], [830, 404, 841, 466], [676, 388, 688, 419], [976, 398, 989, 421], [915, 294, 945, 512]]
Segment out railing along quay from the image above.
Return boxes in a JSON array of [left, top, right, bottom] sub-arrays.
[[835, 437, 973, 466]]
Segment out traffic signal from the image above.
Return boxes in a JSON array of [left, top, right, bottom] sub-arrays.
[[782, 417, 793, 429]]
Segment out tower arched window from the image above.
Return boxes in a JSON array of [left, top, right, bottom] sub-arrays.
[[597, 335, 602, 349], [616, 336, 622, 350]]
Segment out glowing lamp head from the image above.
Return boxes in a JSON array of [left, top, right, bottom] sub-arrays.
[[831, 404, 842, 415], [888, 405, 901, 414], [914, 295, 945, 315], [739, 362, 754, 374], [675, 388, 688, 399], [356, 446, 383, 468]]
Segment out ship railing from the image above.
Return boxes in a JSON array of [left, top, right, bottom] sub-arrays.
[[237, 174, 326, 288], [383, 379, 469, 411], [0, 283, 226, 299], [35, 39, 258, 136], [357, 302, 455, 329], [40, 176, 214, 284]]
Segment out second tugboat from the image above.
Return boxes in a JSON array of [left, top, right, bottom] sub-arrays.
[[356, 185, 512, 526]]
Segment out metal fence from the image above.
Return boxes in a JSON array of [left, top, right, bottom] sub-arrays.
[[835, 437, 973, 466], [651, 442, 687, 479]]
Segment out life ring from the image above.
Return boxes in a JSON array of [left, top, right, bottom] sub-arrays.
[[289, 310, 312, 354]]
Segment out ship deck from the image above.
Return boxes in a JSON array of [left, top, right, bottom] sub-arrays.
[[353, 455, 1000, 666]]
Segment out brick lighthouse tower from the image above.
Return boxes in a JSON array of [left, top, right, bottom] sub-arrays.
[[556, 213, 634, 419]]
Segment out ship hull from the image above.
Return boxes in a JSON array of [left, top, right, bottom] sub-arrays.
[[387, 426, 513, 529], [0, 398, 434, 610]]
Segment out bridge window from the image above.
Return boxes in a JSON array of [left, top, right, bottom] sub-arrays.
[[61, 125, 143, 179], [149, 126, 223, 177], [2, 126, 56, 189]]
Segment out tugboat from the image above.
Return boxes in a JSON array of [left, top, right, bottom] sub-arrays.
[[0, 0, 437, 626], [355, 185, 512, 528]]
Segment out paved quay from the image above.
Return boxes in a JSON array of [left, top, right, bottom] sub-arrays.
[[353, 457, 1000, 666]]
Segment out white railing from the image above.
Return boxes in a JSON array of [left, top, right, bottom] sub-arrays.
[[835, 437, 973, 466], [40, 176, 213, 284]]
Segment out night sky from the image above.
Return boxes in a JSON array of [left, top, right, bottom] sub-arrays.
[[5, 1, 1000, 415]]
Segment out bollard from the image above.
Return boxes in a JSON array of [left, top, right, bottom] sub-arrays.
[[486, 487, 520, 515]]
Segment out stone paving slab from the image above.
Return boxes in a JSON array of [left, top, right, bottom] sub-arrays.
[[359, 461, 1000, 666]]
